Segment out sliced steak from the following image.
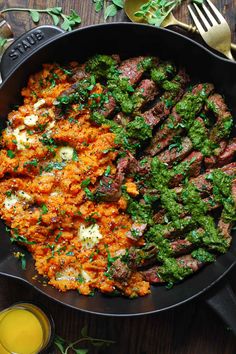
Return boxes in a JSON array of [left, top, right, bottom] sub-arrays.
[[206, 138, 236, 168], [109, 259, 132, 282], [204, 140, 228, 168], [132, 79, 159, 112], [153, 217, 196, 240], [174, 162, 236, 196], [142, 101, 169, 127], [169, 151, 203, 187], [95, 154, 135, 201], [141, 266, 162, 284], [157, 136, 193, 166], [98, 94, 117, 118], [70, 63, 89, 82], [134, 68, 189, 128], [95, 174, 123, 201], [162, 68, 190, 103], [128, 244, 158, 268], [126, 223, 147, 241], [146, 83, 214, 156], [119, 56, 148, 85], [170, 239, 194, 256], [176, 254, 204, 272], [218, 218, 232, 245], [207, 93, 233, 142]]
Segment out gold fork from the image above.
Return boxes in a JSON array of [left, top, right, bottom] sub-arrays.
[[188, 0, 235, 61]]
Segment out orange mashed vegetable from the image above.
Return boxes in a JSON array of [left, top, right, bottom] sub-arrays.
[[0, 63, 150, 297]]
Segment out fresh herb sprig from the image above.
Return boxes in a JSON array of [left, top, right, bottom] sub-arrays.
[[0, 7, 81, 31], [93, 0, 124, 20], [54, 326, 115, 354], [134, 0, 183, 27], [0, 36, 7, 49]]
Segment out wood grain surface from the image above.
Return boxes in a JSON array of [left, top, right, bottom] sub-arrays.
[[0, 1, 236, 354]]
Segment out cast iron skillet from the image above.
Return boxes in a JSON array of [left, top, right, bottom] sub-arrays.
[[0, 23, 236, 327]]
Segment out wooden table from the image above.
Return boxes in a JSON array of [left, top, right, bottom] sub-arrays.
[[0, 1, 236, 353]]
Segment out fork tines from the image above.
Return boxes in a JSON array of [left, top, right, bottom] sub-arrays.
[[188, 0, 226, 32]]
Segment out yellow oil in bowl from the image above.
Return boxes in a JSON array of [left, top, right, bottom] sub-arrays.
[[0, 303, 53, 354]]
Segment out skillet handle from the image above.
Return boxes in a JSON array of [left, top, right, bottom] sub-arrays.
[[0, 25, 64, 81], [205, 283, 236, 335]]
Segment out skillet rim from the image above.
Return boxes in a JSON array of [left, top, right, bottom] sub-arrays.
[[1, 22, 236, 83]]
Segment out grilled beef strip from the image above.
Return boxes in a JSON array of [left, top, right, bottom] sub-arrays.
[[170, 239, 194, 256], [174, 162, 236, 196], [207, 93, 233, 143], [232, 178, 236, 204], [70, 63, 89, 82], [141, 266, 162, 283], [141, 254, 204, 284], [97, 94, 117, 118], [204, 140, 228, 168], [205, 138, 236, 168], [126, 222, 147, 241], [95, 153, 135, 201], [132, 79, 159, 112], [152, 217, 197, 240], [142, 68, 189, 127], [95, 174, 123, 202], [119, 56, 153, 85], [109, 258, 132, 282], [153, 196, 221, 225], [218, 218, 233, 245], [176, 254, 204, 272], [146, 83, 214, 156], [168, 151, 203, 188], [98, 59, 159, 119], [128, 244, 158, 268], [137, 151, 203, 196], [157, 136, 193, 167]]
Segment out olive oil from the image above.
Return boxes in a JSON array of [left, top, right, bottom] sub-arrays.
[[0, 303, 52, 354]]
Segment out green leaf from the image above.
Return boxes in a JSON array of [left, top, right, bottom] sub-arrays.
[[192, 0, 204, 3], [104, 165, 111, 176], [41, 204, 48, 214], [81, 178, 91, 188], [7, 150, 15, 158], [112, 0, 124, 8], [60, 10, 81, 31], [54, 335, 66, 354], [95, 0, 104, 12], [68, 9, 82, 24], [47, 7, 63, 15], [61, 17, 71, 31], [0, 36, 7, 48], [51, 14, 60, 26], [29, 10, 40, 23], [84, 188, 94, 201], [104, 4, 117, 19], [74, 349, 89, 354], [72, 149, 79, 161]]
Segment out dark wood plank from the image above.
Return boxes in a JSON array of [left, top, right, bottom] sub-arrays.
[[0, 1, 236, 353], [1, 0, 235, 42]]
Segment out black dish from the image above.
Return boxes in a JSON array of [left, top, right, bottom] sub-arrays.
[[0, 23, 236, 322]]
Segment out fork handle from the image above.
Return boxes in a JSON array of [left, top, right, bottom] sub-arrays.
[[173, 20, 236, 51]]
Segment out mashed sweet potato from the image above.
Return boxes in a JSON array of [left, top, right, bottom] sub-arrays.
[[0, 63, 150, 298]]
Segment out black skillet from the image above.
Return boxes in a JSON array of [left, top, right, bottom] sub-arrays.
[[0, 23, 236, 329]]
